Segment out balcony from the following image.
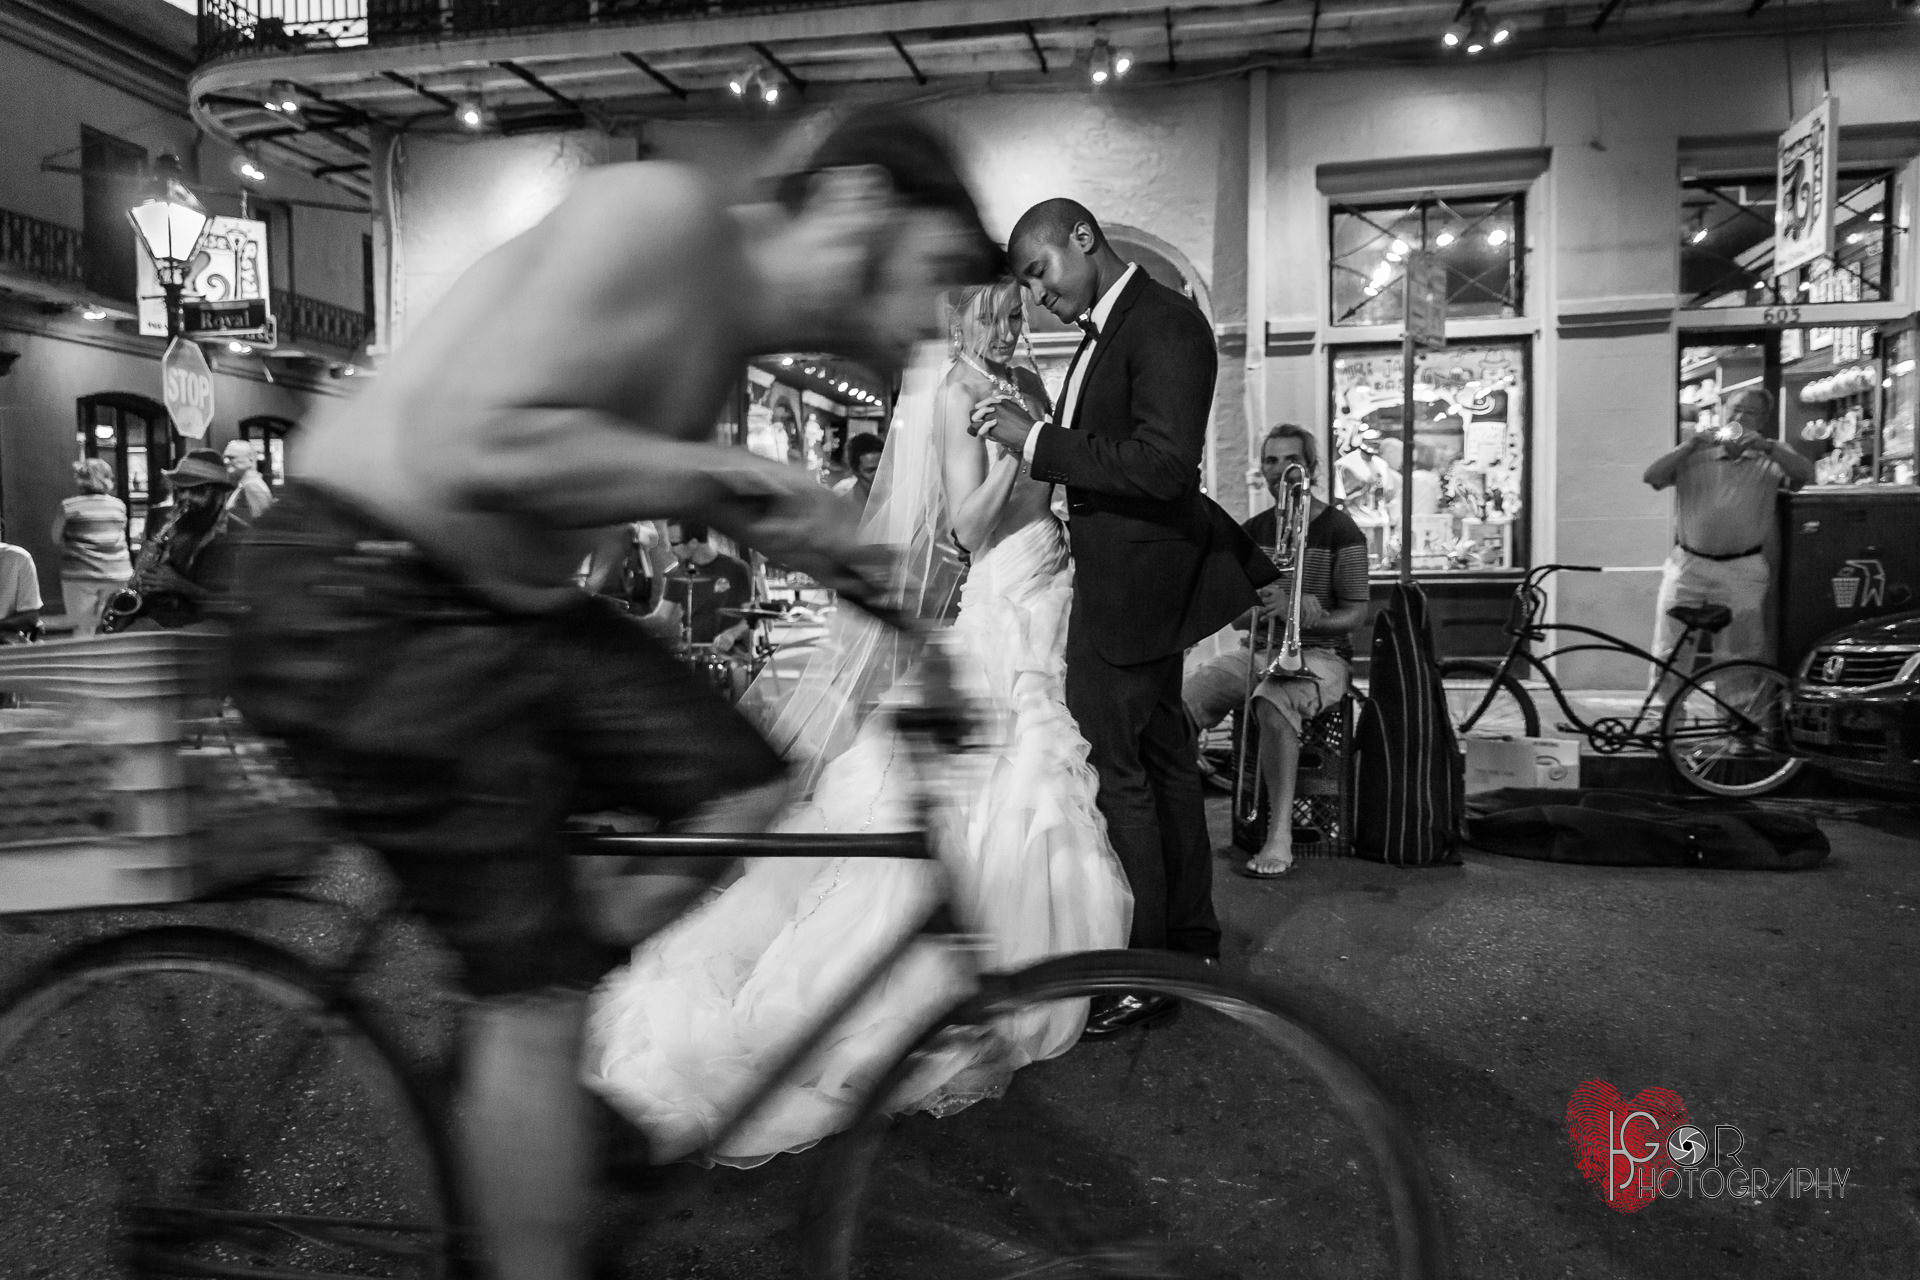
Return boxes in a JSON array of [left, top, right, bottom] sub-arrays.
[[1, 204, 367, 357], [189, 0, 1891, 203]]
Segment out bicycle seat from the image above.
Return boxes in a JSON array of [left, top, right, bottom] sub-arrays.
[[1665, 603, 1732, 634]]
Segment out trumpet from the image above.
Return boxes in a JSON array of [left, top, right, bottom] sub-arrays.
[[1233, 461, 1311, 826]]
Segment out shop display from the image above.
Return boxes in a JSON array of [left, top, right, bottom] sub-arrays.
[[1332, 341, 1525, 574]]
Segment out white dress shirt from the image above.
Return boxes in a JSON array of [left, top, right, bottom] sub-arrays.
[[1023, 263, 1139, 469]]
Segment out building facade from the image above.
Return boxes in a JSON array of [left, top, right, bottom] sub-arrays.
[[188, 2, 1920, 683], [0, 0, 373, 615]]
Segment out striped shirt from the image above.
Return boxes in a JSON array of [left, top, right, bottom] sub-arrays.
[[57, 494, 133, 580], [1244, 503, 1371, 658]]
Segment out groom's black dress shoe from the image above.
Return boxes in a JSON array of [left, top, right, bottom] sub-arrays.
[[1083, 991, 1182, 1037]]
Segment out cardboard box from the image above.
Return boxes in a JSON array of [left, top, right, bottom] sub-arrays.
[[1463, 735, 1581, 792]]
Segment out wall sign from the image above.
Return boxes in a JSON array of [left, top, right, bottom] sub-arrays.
[[138, 215, 276, 345], [1774, 97, 1838, 277]]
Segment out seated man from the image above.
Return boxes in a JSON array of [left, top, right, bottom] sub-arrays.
[[0, 517, 44, 643], [649, 519, 754, 656], [1184, 423, 1369, 877], [125, 450, 245, 631]]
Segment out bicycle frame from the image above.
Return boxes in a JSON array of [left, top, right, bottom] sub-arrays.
[[1475, 564, 1712, 748], [567, 724, 1001, 1164]]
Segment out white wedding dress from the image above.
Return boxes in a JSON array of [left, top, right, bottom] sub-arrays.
[[586, 376, 1132, 1166]]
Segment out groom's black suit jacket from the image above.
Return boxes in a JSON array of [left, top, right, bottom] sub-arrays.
[[1029, 271, 1277, 665]]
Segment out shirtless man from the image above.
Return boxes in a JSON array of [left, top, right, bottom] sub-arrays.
[[228, 110, 999, 1280]]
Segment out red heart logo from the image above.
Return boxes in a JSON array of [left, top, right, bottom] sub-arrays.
[[1565, 1079, 1691, 1213]]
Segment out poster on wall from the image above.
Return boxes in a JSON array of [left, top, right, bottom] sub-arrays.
[[138, 215, 275, 343], [1774, 96, 1838, 276]]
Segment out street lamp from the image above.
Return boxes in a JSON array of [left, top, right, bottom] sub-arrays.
[[126, 154, 209, 339]]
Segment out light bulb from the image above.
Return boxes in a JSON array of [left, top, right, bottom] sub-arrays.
[[1114, 49, 1134, 75], [1690, 227, 1709, 244], [762, 82, 780, 105], [238, 159, 265, 183], [1435, 230, 1456, 247], [1442, 28, 1462, 46], [1090, 37, 1114, 85], [1487, 227, 1510, 247], [1391, 238, 1410, 255], [228, 341, 252, 354], [1492, 22, 1511, 43], [82, 307, 109, 321]]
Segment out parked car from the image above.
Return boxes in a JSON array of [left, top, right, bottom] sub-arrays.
[[1786, 609, 1920, 787]]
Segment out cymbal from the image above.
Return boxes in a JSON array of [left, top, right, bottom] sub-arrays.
[[719, 605, 789, 622]]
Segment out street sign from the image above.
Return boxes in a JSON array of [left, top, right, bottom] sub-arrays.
[[1775, 96, 1838, 276], [139, 215, 273, 339], [1405, 251, 1447, 351], [183, 297, 268, 336], [161, 337, 215, 440]]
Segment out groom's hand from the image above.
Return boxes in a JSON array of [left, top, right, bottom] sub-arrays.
[[969, 397, 1036, 455]]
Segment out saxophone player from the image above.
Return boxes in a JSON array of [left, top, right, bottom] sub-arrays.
[[1183, 423, 1370, 877], [113, 450, 245, 632]]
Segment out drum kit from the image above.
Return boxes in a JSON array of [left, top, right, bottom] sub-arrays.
[[664, 573, 790, 703]]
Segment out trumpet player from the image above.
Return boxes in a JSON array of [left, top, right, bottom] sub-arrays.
[[1183, 423, 1369, 877]]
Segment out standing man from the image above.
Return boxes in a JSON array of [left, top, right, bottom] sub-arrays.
[[974, 198, 1274, 1034], [222, 439, 275, 521], [1643, 387, 1813, 692]]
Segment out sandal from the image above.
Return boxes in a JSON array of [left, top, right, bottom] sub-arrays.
[[1238, 854, 1295, 879]]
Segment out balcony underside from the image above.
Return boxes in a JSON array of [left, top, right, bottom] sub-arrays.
[[190, 0, 1903, 201]]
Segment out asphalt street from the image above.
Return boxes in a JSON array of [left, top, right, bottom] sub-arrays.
[[0, 788, 1913, 1278]]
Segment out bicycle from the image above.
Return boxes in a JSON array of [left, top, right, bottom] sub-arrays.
[[0, 631, 1447, 1280], [1440, 562, 1803, 797]]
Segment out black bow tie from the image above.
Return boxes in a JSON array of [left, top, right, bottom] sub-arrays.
[[1076, 315, 1099, 338]]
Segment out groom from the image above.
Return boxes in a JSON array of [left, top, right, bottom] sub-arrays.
[[975, 198, 1274, 1034]]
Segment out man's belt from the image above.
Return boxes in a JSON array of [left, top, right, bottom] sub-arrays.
[[1681, 543, 1764, 562]]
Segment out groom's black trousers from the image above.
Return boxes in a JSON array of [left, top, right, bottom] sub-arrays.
[[1064, 628, 1222, 959]]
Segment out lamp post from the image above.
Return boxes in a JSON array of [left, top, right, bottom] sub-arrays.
[[126, 154, 210, 340]]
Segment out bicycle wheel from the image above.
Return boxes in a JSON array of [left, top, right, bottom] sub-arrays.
[[0, 926, 460, 1278], [1438, 660, 1538, 738], [1660, 660, 1805, 797], [801, 950, 1445, 1280]]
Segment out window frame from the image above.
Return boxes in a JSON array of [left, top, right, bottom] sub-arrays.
[[237, 415, 297, 487], [1680, 169, 1899, 311], [75, 393, 175, 550], [1328, 192, 1528, 330]]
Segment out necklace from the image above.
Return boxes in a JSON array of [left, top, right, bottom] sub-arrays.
[[958, 353, 1033, 474]]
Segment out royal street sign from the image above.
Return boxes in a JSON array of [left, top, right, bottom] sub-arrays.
[[161, 337, 215, 440]]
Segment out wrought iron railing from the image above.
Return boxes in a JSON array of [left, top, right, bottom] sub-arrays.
[[0, 207, 86, 290], [198, 0, 836, 63], [272, 288, 369, 352]]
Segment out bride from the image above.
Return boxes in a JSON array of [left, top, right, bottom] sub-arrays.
[[585, 279, 1133, 1168]]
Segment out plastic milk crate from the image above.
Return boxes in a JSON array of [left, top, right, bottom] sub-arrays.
[[0, 632, 321, 913], [1230, 695, 1355, 859]]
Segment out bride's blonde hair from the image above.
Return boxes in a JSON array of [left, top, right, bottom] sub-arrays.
[[946, 278, 1024, 362]]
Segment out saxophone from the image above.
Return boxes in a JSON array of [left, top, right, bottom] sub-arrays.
[[99, 506, 184, 635]]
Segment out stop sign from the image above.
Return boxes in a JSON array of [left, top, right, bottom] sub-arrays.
[[161, 337, 215, 440]]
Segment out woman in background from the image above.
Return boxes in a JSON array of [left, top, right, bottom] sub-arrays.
[[51, 458, 132, 637]]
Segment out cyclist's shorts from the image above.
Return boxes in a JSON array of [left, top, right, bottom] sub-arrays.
[[228, 484, 786, 997]]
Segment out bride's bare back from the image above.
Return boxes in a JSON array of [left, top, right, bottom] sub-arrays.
[[937, 360, 1056, 557]]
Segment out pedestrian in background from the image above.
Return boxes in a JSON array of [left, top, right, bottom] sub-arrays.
[[50, 457, 132, 637]]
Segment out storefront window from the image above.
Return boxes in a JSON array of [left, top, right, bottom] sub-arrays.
[[1331, 340, 1529, 574], [1680, 172, 1895, 309], [1678, 324, 1915, 488], [1330, 195, 1524, 327]]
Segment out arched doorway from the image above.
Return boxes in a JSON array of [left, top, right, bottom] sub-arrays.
[[75, 393, 174, 548]]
